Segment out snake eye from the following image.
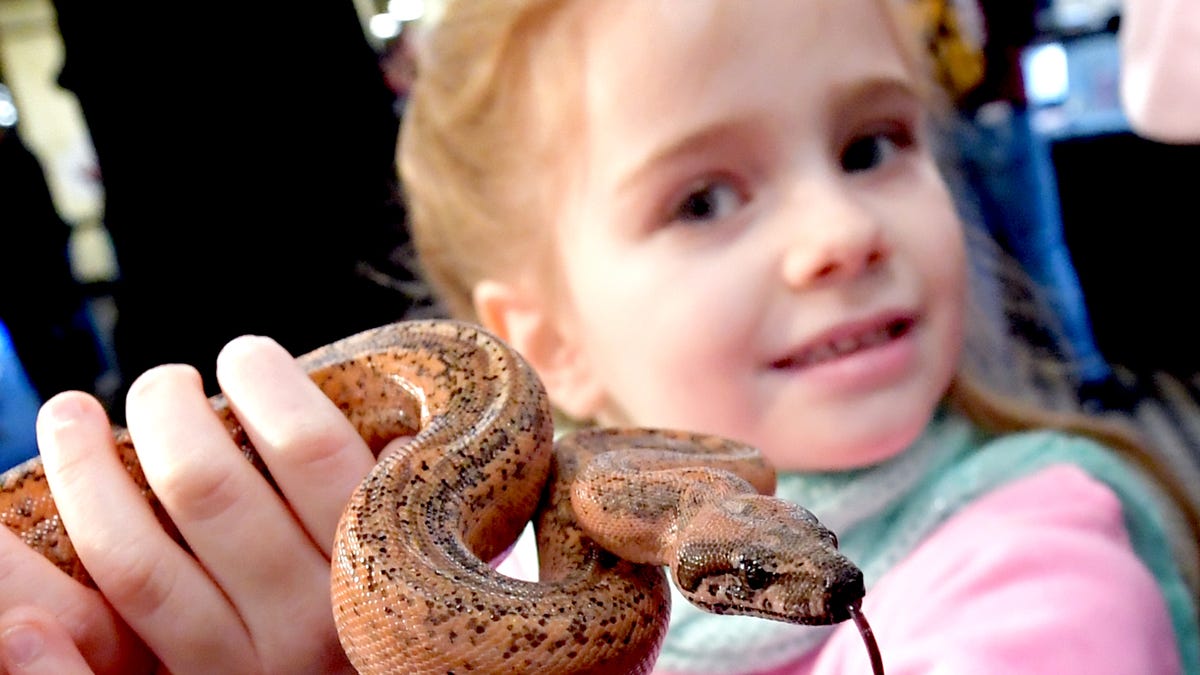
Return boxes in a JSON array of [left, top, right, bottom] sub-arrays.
[[738, 554, 775, 591]]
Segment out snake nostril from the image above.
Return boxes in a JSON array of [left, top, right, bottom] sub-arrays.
[[825, 564, 865, 621]]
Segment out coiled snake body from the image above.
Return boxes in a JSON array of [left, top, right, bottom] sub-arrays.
[[0, 320, 880, 674]]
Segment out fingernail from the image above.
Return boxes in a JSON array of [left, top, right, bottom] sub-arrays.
[[38, 395, 89, 433], [1, 622, 44, 666]]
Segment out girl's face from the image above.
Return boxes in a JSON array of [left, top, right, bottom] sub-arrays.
[[535, 0, 966, 470]]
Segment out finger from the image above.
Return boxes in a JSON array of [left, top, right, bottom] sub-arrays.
[[215, 335, 376, 550], [125, 364, 345, 671], [0, 527, 150, 675], [1, 606, 98, 675], [37, 389, 256, 674]]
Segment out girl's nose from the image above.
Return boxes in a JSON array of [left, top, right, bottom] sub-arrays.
[[779, 192, 889, 289]]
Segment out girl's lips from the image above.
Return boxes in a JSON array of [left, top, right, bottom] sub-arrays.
[[769, 315, 916, 371]]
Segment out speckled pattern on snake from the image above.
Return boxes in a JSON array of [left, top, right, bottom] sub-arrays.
[[0, 319, 882, 674]]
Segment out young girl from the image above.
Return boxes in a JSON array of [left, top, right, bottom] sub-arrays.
[[0, 1, 1196, 673], [399, 1, 1199, 672]]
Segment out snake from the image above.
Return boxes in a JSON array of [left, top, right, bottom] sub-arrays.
[[0, 319, 882, 674]]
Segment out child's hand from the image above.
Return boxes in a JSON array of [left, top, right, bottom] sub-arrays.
[[13, 335, 387, 674]]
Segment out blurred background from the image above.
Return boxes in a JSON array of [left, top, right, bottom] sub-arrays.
[[0, 0, 437, 471], [1, 0, 1198, 495]]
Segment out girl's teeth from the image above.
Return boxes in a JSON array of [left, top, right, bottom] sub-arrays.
[[861, 328, 889, 348], [778, 320, 911, 369], [800, 325, 902, 366], [833, 337, 859, 354], [809, 344, 836, 364]]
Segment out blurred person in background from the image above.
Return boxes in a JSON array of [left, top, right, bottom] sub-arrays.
[[47, 0, 423, 423]]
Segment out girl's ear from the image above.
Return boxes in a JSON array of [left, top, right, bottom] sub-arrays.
[[472, 279, 607, 420]]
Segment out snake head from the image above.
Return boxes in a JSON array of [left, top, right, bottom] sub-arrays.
[[671, 495, 864, 625]]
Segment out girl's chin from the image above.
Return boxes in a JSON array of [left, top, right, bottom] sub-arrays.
[[759, 413, 929, 472]]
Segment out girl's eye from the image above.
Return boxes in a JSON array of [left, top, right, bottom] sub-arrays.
[[840, 128, 914, 173], [671, 179, 745, 224]]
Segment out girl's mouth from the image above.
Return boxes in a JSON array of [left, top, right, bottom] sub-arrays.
[[770, 317, 915, 370]]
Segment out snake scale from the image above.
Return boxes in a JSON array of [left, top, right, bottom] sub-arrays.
[[0, 319, 882, 674]]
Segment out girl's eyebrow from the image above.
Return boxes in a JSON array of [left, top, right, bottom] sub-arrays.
[[616, 119, 750, 195], [827, 76, 923, 116], [613, 76, 919, 197]]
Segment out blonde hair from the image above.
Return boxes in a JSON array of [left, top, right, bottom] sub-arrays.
[[400, 0, 1200, 582], [401, 0, 579, 319]]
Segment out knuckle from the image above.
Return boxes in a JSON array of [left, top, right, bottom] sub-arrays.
[[152, 460, 247, 525], [274, 418, 357, 471], [94, 546, 176, 619]]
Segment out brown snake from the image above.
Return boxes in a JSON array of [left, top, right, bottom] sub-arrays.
[[0, 319, 882, 674]]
